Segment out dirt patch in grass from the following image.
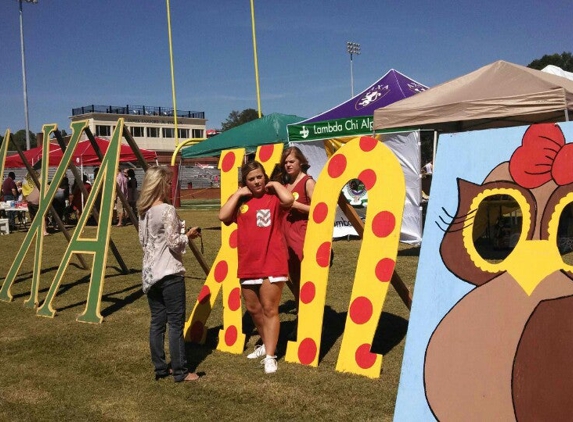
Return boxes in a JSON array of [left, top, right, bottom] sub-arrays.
[[180, 188, 220, 201]]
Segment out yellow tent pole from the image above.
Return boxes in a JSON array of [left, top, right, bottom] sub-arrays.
[[171, 138, 206, 166], [166, 0, 179, 147], [250, 0, 262, 117]]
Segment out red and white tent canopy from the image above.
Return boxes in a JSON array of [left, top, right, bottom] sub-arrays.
[[4, 137, 156, 168]]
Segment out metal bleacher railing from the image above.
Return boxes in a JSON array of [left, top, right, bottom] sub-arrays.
[[71, 105, 205, 119]]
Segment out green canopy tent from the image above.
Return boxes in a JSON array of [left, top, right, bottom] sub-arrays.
[[181, 113, 306, 158]]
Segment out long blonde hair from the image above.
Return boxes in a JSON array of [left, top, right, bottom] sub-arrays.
[[136, 166, 172, 217]]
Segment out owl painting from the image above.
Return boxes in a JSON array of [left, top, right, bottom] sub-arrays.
[[394, 123, 573, 421]]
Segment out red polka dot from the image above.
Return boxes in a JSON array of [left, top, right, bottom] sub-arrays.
[[221, 152, 236, 173], [372, 211, 396, 238], [313, 202, 329, 224], [375, 258, 395, 282], [214, 260, 228, 283], [225, 325, 238, 346], [189, 321, 204, 342], [229, 229, 238, 248], [349, 297, 373, 325], [358, 169, 377, 190], [258, 144, 274, 162], [298, 338, 317, 365], [327, 154, 347, 178], [228, 287, 241, 311], [316, 242, 332, 268], [355, 343, 377, 369], [197, 286, 211, 304], [359, 136, 378, 152], [300, 281, 316, 304]]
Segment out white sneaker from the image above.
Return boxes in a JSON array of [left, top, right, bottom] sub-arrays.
[[247, 344, 266, 359], [261, 356, 277, 374]]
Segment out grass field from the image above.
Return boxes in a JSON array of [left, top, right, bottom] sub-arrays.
[[0, 208, 418, 421]]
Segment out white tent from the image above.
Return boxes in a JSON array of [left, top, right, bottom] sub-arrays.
[[542, 64, 573, 82]]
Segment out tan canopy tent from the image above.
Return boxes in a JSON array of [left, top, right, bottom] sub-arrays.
[[373, 60, 573, 133]]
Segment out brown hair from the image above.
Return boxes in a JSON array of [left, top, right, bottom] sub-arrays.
[[276, 146, 310, 183], [241, 160, 269, 186]]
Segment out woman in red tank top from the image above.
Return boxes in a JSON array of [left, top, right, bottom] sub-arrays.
[[278, 147, 316, 306]]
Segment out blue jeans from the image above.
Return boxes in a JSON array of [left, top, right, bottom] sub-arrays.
[[4, 194, 15, 228], [147, 275, 189, 382]]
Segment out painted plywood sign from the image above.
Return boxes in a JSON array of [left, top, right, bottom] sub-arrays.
[[394, 122, 573, 421]]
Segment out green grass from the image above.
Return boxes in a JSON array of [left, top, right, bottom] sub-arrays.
[[0, 208, 418, 421], [180, 199, 220, 210]]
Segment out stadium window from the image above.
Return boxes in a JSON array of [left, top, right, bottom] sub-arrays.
[[162, 128, 175, 138], [192, 129, 204, 138], [131, 127, 144, 137], [96, 125, 111, 137], [147, 127, 159, 137], [178, 128, 189, 138]]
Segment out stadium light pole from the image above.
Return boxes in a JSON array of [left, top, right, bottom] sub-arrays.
[[19, 0, 38, 150], [346, 41, 360, 98]]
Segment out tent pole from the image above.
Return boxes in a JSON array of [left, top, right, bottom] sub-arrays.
[[565, 109, 570, 122], [432, 131, 438, 164]]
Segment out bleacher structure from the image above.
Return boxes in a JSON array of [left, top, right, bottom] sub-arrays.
[[2, 165, 221, 192]]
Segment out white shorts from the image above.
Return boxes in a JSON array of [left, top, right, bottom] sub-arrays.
[[240, 276, 288, 286]]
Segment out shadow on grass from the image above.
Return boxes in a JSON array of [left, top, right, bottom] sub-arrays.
[[10, 269, 92, 302], [186, 324, 226, 370], [398, 246, 421, 257], [316, 308, 408, 360], [101, 283, 145, 317], [57, 269, 144, 316], [281, 306, 409, 362], [6, 263, 84, 286], [182, 298, 408, 365], [275, 300, 408, 362], [8, 267, 144, 316]]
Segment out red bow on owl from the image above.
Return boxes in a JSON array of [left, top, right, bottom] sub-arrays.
[[509, 123, 573, 189]]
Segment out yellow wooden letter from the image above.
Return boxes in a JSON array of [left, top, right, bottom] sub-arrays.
[[285, 136, 405, 378]]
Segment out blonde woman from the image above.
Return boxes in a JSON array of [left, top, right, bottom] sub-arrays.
[[137, 166, 201, 382]]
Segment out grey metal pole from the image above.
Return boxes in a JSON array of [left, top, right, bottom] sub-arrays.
[[350, 54, 354, 97], [19, 0, 33, 150]]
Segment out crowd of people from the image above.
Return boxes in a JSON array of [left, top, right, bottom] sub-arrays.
[[1, 166, 140, 234]]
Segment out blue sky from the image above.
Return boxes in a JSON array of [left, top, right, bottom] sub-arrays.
[[1, 0, 571, 136]]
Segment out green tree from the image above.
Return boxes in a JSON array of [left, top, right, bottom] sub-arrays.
[[527, 52, 573, 72], [13, 129, 37, 150], [221, 108, 261, 131]]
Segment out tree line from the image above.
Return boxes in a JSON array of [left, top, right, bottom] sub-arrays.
[[2, 52, 571, 149]]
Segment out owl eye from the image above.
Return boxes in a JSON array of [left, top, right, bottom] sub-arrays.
[[472, 193, 524, 264], [459, 187, 531, 276], [545, 190, 573, 268], [557, 203, 573, 259]]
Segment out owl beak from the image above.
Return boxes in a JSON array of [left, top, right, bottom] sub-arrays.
[[505, 240, 562, 295]]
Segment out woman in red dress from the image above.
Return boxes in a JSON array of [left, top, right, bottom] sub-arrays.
[[278, 147, 315, 305]]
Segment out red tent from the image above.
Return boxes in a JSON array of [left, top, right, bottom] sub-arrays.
[[4, 138, 157, 168], [4, 143, 60, 167]]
